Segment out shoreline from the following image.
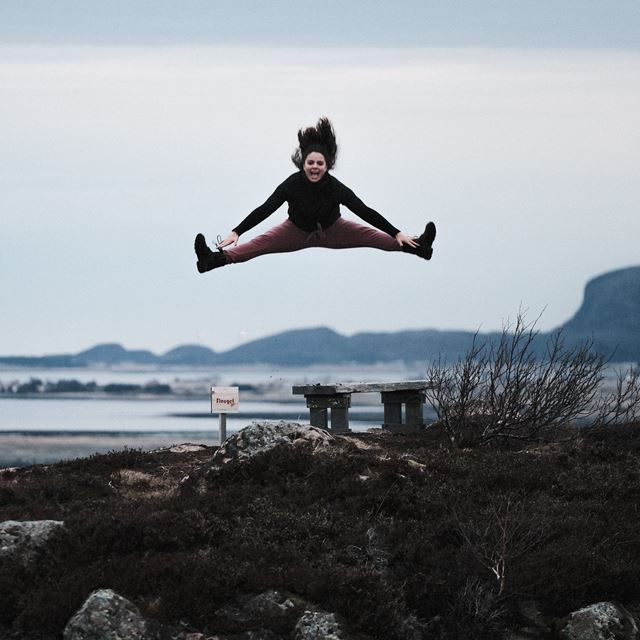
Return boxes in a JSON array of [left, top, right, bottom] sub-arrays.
[[0, 431, 220, 469]]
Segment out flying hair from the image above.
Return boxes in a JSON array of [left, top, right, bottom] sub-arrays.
[[291, 117, 338, 170]]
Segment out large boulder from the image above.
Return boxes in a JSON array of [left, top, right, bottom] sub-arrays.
[[183, 421, 335, 492], [63, 589, 148, 640], [0, 519, 63, 564], [294, 610, 349, 640], [214, 590, 362, 639], [559, 601, 639, 640], [213, 421, 335, 466], [182, 422, 335, 490]]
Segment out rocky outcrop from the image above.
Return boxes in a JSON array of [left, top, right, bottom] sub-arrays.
[[559, 601, 639, 640], [59, 586, 640, 640], [560, 266, 640, 360], [294, 610, 348, 640], [0, 519, 63, 564], [184, 422, 335, 491], [63, 589, 149, 640], [64, 588, 358, 640], [213, 421, 335, 465]]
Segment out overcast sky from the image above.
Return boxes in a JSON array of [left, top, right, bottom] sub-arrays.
[[1, 2, 639, 356]]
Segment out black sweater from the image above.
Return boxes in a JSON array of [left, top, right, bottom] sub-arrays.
[[233, 172, 400, 238]]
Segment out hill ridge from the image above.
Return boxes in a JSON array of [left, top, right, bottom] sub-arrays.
[[1, 266, 638, 366]]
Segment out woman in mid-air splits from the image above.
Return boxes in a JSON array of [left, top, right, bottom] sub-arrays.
[[194, 117, 436, 273]]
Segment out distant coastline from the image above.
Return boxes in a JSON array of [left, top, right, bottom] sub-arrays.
[[2, 265, 640, 368]]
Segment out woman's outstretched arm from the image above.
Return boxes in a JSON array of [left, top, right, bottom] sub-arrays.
[[336, 179, 418, 247]]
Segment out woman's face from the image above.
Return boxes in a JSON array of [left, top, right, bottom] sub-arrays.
[[303, 152, 327, 182]]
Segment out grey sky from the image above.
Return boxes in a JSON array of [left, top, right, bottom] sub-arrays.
[[2, 1, 639, 48], [1, 3, 639, 356]]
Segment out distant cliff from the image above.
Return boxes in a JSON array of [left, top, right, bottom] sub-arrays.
[[1, 266, 638, 367], [559, 266, 640, 361]]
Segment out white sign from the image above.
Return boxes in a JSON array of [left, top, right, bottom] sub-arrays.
[[211, 386, 240, 413]]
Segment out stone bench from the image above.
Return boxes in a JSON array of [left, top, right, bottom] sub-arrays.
[[291, 380, 433, 434]]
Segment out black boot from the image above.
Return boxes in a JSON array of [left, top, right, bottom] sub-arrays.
[[416, 221, 436, 260], [403, 221, 436, 260], [194, 233, 228, 273]]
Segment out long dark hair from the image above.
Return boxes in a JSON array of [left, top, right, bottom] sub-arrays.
[[291, 117, 338, 170]]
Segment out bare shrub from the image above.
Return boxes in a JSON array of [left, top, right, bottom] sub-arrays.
[[453, 494, 548, 597], [426, 313, 640, 448]]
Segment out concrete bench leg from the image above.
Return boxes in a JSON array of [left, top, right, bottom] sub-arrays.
[[383, 400, 402, 426], [305, 394, 352, 434], [309, 407, 328, 430], [331, 407, 349, 432], [381, 390, 426, 433], [405, 401, 424, 428]]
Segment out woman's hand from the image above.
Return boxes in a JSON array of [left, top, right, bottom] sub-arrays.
[[217, 231, 239, 249], [395, 232, 418, 248]]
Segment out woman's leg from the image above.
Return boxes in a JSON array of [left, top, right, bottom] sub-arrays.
[[224, 216, 405, 265], [319, 218, 401, 251], [224, 219, 313, 264]]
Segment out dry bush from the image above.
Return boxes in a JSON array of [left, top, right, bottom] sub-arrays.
[[453, 494, 548, 596], [425, 313, 640, 448]]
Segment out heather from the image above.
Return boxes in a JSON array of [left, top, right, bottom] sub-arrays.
[[2, 422, 640, 639]]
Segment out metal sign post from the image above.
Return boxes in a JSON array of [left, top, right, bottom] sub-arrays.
[[211, 386, 239, 445]]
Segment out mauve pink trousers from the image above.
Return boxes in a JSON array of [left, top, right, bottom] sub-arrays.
[[224, 218, 400, 264]]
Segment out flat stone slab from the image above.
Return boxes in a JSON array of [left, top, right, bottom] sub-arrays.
[[292, 380, 432, 395]]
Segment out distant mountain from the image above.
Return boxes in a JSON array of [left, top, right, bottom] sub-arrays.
[[76, 343, 158, 366], [558, 265, 640, 361], [221, 327, 350, 366], [161, 345, 218, 366], [1, 266, 638, 367], [219, 326, 493, 366], [0, 329, 482, 369]]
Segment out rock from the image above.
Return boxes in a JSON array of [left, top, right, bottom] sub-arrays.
[[214, 591, 361, 640], [63, 589, 148, 640], [186, 422, 334, 482], [180, 421, 334, 492], [182, 422, 335, 492], [0, 519, 63, 564], [167, 443, 209, 454], [215, 422, 334, 464], [559, 601, 639, 640], [293, 611, 349, 640]]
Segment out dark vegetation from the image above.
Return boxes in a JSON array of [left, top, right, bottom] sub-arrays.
[[2, 422, 640, 639], [0, 379, 172, 396]]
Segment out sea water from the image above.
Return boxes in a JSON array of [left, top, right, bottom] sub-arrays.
[[0, 364, 423, 466]]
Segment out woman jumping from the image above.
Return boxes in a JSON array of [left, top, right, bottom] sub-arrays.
[[194, 117, 436, 273]]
